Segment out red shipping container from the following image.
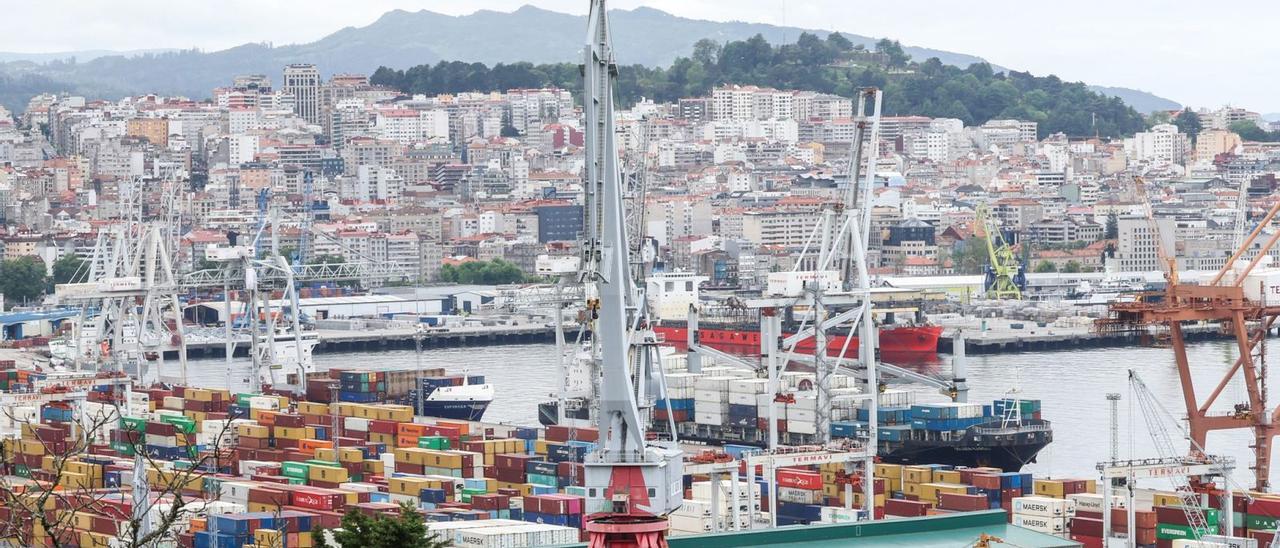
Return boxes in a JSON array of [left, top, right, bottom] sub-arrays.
[[884, 498, 931, 517], [1154, 505, 1200, 527], [274, 414, 305, 428], [494, 467, 525, 484], [248, 487, 290, 506], [397, 462, 425, 475], [1075, 510, 1102, 520], [496, 454, 534, 471], [1251, 530, 1276, 545], [938, 493, 987, 512], [292, 490, 342, 511], [1069, 534, 1103, 548], [970, 474, 1001, 490], [368, 420, 398, 435], [1248, 497, 1280, 517], [776, 468, 822, 490], [1069, 517, 1104, 537], [1135, 528, 1156, 545], [285, 505, 343, 529]]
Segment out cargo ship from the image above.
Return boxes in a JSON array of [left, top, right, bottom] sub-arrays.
[[542, 359, 1051, 472], [304, 369, 494, 422], [645, 271, 943, 357], [654, 323, 943, 357]]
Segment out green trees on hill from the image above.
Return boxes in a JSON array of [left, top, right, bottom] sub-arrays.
[[1230, 120, 1280, 142], [439, 259, 527, 285], [371, 32, 1147, 138]]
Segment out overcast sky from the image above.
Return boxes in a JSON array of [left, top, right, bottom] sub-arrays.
[[3, 1, 1276, 112]]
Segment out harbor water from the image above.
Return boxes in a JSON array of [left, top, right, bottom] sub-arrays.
[[165, 339, 1278, 488]]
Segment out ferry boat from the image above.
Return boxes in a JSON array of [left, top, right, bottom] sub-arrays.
[[413, 375, 495, 422]]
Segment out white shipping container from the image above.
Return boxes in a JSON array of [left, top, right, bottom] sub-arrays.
[[248, 396, 281, 410], [1066, 493, 1125, 513], [777, 486, 822, 504], [695, 376, 737, 391], [694, 389, 728, 403], [1011, 513, 1066, 534], [665, 372, 702, 389], [163, 396, 184, 410], [1012, 496, 1075, 518], [820, 506, 864, 523], [729, 379, 769, 394], [669, 513, 716, 533], [729, 392, 758, 406], [879, 389, 914, 408], [694, 411, 727, 425], [691, 481, 760, 503], [788, 420, 818, 435], [766, 270, 840, 296], [455, 524, 580, 547], [667, 387, 696, 400], [344, 417, 369, 431], [1197, 535, 1258, 548], [218, 481, 253, 503], [787, 408, 817, 423]]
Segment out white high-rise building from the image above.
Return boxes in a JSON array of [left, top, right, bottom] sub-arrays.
[[1124, 124, 1190, 165], [282, 64, 320, 124]]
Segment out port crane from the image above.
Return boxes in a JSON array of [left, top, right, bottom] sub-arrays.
[[1103, 198, 1280, 491], [1132, 176, 1177, 285], [578, 2, 683, 545], [974, 203, 1024, 299]]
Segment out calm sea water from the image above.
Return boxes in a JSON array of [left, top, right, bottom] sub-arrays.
[[165, 339, 1278, 488]]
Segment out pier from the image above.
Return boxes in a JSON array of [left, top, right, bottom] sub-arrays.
[[175, 323, 560, 358], [938, 317, 1247, 354]]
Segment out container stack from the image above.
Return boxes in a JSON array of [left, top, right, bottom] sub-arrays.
[[694, 375, 734, 426], [1011, 496, 1075, 537], [1153, 504, 1218, 544], [337, 371, 386, 403]]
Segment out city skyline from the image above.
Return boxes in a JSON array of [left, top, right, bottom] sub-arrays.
[[1, 1, 1277, 113]]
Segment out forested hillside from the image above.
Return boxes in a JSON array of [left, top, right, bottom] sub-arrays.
[[371, 33, 1148, 138]]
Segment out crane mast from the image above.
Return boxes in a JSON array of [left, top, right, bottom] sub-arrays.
[[975, 203, 1024, 299], [579, 1, 682, 544]]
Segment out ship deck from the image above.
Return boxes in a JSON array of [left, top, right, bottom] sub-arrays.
[[561, 511, 1076, 547]]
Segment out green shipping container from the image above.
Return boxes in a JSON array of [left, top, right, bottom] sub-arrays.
[[287, 477, 306, 485], [1155, 523, 1209, 540], [1247, 513, 1279, 530], [235, 393, 254, 406], [110, 440, 136, 456], [305, 459, 341, 468], [282, 461, 311, 479], [119, 417, 146, 432], [160, 415, 197, 434], [528, 473, 558, 487], [418, 436, 450, 450], [14, 465, 30, 478]]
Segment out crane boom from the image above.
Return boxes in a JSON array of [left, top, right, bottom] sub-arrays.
[[579, 2, 682, 538]]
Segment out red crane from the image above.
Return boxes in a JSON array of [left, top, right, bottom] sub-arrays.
[[1103, 199, 1280, 490]]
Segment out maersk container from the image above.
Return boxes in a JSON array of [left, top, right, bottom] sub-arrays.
[[1010, 513, 1065, 534], [1011, 496, 1075, 517]]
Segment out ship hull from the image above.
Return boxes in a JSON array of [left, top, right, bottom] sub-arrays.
[[418, 400, 491, 421], [654, 324, 942, 357]]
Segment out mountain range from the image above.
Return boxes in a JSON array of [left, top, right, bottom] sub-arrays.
[[0, 5, 1179, 114]]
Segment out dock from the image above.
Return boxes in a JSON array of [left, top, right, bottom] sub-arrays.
[[938, 317, 1244, 354], [177, 323, 560, 358]]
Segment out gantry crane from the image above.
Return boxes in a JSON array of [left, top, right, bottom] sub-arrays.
[[578, 1, 683, 545], [1133, 176, 1177, 285], [1104, 198, 1280, 491], [975, 203, 1024, 299]]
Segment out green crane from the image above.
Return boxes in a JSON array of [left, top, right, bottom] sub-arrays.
[[976, 203, 1025, 299]]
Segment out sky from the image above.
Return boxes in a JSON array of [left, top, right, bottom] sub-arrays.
[[2, 0, 1277, 112]]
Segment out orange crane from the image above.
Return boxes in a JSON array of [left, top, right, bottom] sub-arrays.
[[1132, 176, 1178, 287], [1105, 198, 1280, 490]]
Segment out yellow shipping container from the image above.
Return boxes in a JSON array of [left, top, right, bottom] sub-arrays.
[[821, 471, 838, 485], [333, 403, 361, 417], [79, 531, 114, 547], [363, 459, 385, 475], [314, 448, 337, 462], [534, 440, 548, 455], [934, 470, 962, 484], [255, 528, 284, 548], [297, 402, 329, 416], [71, 511, 96, 531], [369, 433, 395, 445], [273, 426, 315, 440], [496, 481, 535, 497], [389, 476, 434, 496], [248, 502, 279, 513], [394, 447, 430, 465], [296, 532, 314, 548], [339, 448, 364, 463], [237, 424, 269, 438], [902, 466, 934, 484], [883, 478, 902, 493], [902, 482, 921, 497], [375, 405, 414, 423], [919, 482, 971, 503], [1034, 479, 1065, 498], [309, 465, 349, 483]]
